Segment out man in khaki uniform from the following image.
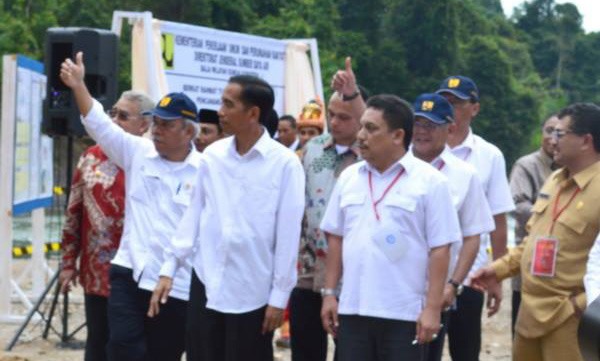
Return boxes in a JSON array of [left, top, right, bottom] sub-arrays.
[[472, 102, 600, 361]]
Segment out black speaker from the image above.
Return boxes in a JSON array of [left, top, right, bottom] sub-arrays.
[[42, 27, 118, 137]]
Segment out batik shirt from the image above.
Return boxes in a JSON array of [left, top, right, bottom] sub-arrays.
[[61, 145, 124, 297], [297, 133, 360, 292]]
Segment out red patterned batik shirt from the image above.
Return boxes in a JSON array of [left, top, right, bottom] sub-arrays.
[[61, 145, 125, 297]]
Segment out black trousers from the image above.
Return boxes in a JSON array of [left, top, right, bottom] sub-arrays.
[[447, 286, 484, 361], [106, 265, 186, 361], [512, 290, 521, 338], [84, 294, 109, 361], [289, 287, 331, 361], [337, 315, 425, 361], [423, 311, 449, 361], [186, 270, 274, 361]]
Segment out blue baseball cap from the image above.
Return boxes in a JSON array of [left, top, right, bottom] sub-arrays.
[[413, 93, 454, 125], [145, 92, 198, 122], [436, 75, 479, 102]]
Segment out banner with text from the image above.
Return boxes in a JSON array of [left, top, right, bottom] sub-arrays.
[[159, 21, 286, 115]]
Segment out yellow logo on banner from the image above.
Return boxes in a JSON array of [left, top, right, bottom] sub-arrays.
[[448, 78, 461, 88], [160, 97, 172, 107], [162, 33, 175, 70], [421, 101, 434, 111]]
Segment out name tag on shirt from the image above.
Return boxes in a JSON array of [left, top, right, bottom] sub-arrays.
[[371, 220, 408, 262], [530, 237, 558, 277]]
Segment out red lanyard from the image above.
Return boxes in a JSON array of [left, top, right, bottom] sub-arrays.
[[462, 148, 472, 162], [368, 168, 405, 221], [549, 186, 580, 234], [436, 160, 445, 171]]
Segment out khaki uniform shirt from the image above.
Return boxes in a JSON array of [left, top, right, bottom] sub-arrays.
[[509, 149, 555, 291], [493, 161, 600, 338]]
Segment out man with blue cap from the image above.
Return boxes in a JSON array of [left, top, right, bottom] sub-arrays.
[[60, 52, 201, 361], [436, 76, 515, 360], [411, 93, 495, 361]]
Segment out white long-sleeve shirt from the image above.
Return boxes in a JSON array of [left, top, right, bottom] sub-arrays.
[[83, 99, 200, 300], [450, 129, 515, 278], [585, 234, 600, 306], [161, 130, 305, 313]]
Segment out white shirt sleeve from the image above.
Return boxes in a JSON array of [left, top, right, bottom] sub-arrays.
[[82, 99, 147, 171], [268, 157, 306, 308], [159, 161, 206, 279], [425, 178, 462, 249], [320, 176, 345, 237], [486, 150, 516, 215], [585, 234, 600, 306], [460, 172, 496, 237]]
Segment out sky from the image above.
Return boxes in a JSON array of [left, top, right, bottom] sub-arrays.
[[500, 0, 600, 32]]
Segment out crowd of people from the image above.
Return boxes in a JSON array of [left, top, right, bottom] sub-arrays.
[[58, 50, 600, 361]]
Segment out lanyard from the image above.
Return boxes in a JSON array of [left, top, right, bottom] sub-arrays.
[[436, 160, 445, 171], [368, 168, 405, 221], [462, 148, 472, 162], [549, 186, 580, 234]]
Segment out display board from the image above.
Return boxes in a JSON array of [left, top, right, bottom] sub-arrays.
[[159, 21, 287, 114], [12, 55, 53, 215]]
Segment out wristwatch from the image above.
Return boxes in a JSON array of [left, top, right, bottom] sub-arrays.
[[342, 90, 360, 101], [448, 279, 464, 296], [320, 288, 337, 297]]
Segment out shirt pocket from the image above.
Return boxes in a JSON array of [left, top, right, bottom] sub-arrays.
[[383, 193, 417, 233], [341, 193, 366, 231], [557, 213, 587, 235], [527, 198, 550, 230]]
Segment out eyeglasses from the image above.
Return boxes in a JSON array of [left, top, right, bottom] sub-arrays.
[[551, 129, 575, 140], [107, 108, 138, 121], [543, 126, 556, 135]]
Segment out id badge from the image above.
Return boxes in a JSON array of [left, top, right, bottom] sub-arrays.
[[371, 221, 407, 262], [530, 237, 558, 277]]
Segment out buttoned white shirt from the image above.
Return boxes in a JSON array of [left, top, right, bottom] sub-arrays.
[[161, 130, 305, 313], [585, 234, 600, 306], [320, 152, 461, 321], [428, 147, 495, 281], [83, 100, 200, 301], [450, 129, 515, 279]]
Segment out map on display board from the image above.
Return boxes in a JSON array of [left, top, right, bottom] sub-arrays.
[[159, 21, 287, 115], [12, 55, 53, 215]]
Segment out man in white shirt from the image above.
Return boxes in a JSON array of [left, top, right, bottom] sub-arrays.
[[320, 94, 461, 360], [410, 93, 495, 361], [151, 75, 305, 361], [435, 75, 515, 361], [60, 53, 200, 361]]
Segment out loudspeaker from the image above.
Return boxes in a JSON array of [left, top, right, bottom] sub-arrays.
[[42, 27, 118, 137]]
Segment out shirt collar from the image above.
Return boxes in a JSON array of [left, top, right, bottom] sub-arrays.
[[538, 149, 554, 169], [323, 134, 360, 156], [145, 143, 201, 168], [359, 151, 416, 177], [228, 127, 272, 159], [552, 160, 600, 190], [451, 127, 475, 151], [288, 137, 300, 150]]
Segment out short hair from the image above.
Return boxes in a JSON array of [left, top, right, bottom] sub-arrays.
[[185, 119, 200, 139], [558, 103, 600, 153], [279, 115, 297, 128], [120, 90, 154, 121], [228, 75, 274, 128], [365, 94, 414, 150]]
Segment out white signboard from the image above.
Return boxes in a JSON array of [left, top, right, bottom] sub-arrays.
[[12, 55, 53, 215], [159, 21, 287, 114]]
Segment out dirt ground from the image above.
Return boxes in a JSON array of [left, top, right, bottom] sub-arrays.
[[0, 259, 512, 361]]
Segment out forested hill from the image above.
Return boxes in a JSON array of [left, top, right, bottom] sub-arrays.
[[1, 0, 598, 166]]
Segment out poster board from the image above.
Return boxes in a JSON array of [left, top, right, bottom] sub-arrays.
[[159, 21, 287, 114], [12, 55, 53, 215]]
